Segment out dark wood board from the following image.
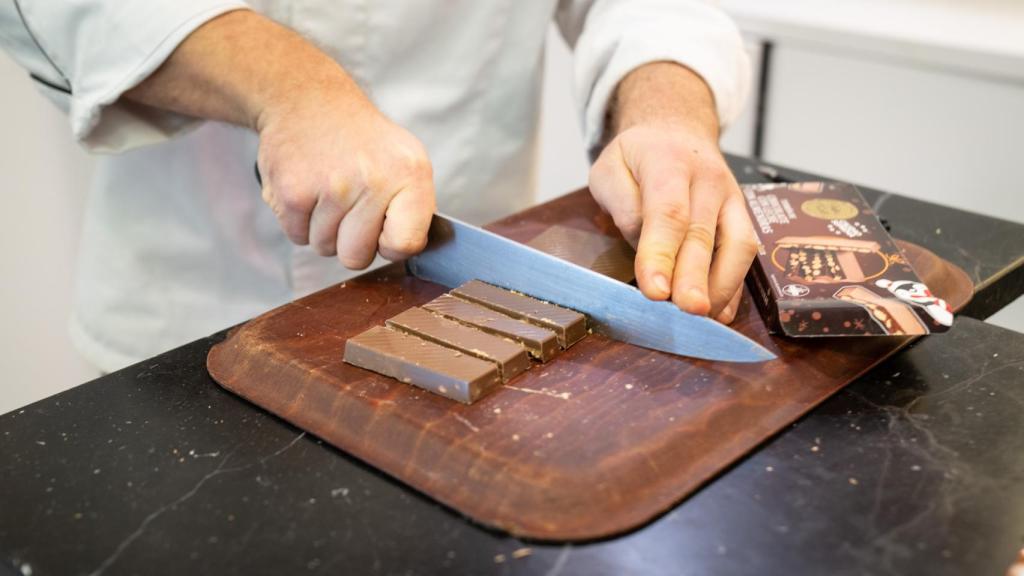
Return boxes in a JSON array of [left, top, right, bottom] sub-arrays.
[[207, 190, 973, 541]]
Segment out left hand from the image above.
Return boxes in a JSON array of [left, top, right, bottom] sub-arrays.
[[589, 122, 757, 324]]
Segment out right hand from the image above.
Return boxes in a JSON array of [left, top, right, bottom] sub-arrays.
[[255, 89, 436, 269]]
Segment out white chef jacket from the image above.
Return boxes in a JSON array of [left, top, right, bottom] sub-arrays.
[[0, 0, 750, 372]]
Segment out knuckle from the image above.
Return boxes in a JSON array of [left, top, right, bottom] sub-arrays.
[[278, 188, 313, 214], [718, 307, 738, 324], [339, 255, 371, 270], [739, 234, 759, 256], [313, 242, 336, 257], [282, 225, 309, 246], [648, 201, 688, 231], [384, 232, 428, 257], [637, 243, 679, 273], [406, 153, 433, 180], [685, 222, 716, 250], [612, 211, 643, 240], [702, 160, 731, 181], [709, 285, 736, 306], [361, 169, 388, 195]]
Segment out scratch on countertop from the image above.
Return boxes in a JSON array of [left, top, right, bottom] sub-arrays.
[[452, 414, 480, 433], [86, 432, 307, 576], [503, 385, 571, 401]]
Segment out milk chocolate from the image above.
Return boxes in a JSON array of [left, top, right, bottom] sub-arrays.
[[422, 294, 560, 361], [449, 280, 586, 348], [386, 306, 530, 382], [344, 325, 500, 404]]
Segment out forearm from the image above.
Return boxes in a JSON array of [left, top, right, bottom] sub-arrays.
[[123, 9, 368, 132], [608, 62, 720, 143]]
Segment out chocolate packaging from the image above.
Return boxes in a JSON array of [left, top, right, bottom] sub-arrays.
[[741, 181, 953, 337]]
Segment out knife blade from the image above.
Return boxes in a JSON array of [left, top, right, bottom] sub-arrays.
[[407, 214, 776, 363]]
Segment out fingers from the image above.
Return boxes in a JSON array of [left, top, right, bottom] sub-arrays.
[[308, 179, 354, 257], [588, 144, 643, 248], [715, 287, 744, 324], [377, 179, 436, 262], [632, 153, 691, 302], [336, 191, 389, 269], [261, 176, 316, 245], [706, 191, 758, 319], [669, 176, 720, 316]]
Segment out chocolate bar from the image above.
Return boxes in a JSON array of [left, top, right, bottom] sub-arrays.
[[449, 280, 586, 348], [385, 306, 530, 382], [834, 286, 928, 336], [343, 325, 500, 404], [422, 294, 560, 361]]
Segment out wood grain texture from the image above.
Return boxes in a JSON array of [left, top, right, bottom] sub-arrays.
[[207, 190, 973, 541]]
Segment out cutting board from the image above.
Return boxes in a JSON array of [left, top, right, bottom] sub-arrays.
[[207, 190, 973, 541]]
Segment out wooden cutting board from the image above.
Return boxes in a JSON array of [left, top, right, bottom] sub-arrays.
[[207, 190, 973, 541]]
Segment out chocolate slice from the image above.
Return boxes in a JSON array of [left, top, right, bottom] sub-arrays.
[[344, 325, 500, 404], [449, 280, 586, 348], [422, 294, 560, 361], [386, 306, 530, 382]]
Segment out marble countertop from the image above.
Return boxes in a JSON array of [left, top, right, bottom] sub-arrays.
[[2, 156, 1023, 576]]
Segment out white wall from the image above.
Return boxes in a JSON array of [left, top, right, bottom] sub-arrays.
[[0, 53, 98, 414], [536, 29, 590, 202]]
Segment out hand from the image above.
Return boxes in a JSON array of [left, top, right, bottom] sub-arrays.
[[123, 10, 435, 270], [589, 123, 757, 324], [256, 91, 436, 269]]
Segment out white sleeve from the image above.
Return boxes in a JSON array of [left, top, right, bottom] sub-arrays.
[[555, 0, 751, 158], [0, 0, 249, 153]]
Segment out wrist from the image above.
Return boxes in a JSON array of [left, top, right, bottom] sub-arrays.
[[610, 61, 720, 144], [254, 66, 371, 134]]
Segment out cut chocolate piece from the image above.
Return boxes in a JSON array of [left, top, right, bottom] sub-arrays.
[[386, 306, 530, 382], [449, 280, 586, 348], [344, 325, 500, 404], [422, 294, 560, 361], [526, 225, 636, 284]]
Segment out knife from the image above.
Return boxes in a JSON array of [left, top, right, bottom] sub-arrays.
[[407, 214, 776, 363]]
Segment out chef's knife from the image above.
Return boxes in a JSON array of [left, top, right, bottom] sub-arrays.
[[407, 214, 776, 363]]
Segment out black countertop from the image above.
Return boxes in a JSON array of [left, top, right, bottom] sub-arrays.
[[3, 157, 1024, 576]]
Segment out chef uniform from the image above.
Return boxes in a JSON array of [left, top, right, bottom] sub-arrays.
[[0, 0, 750, 371]]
